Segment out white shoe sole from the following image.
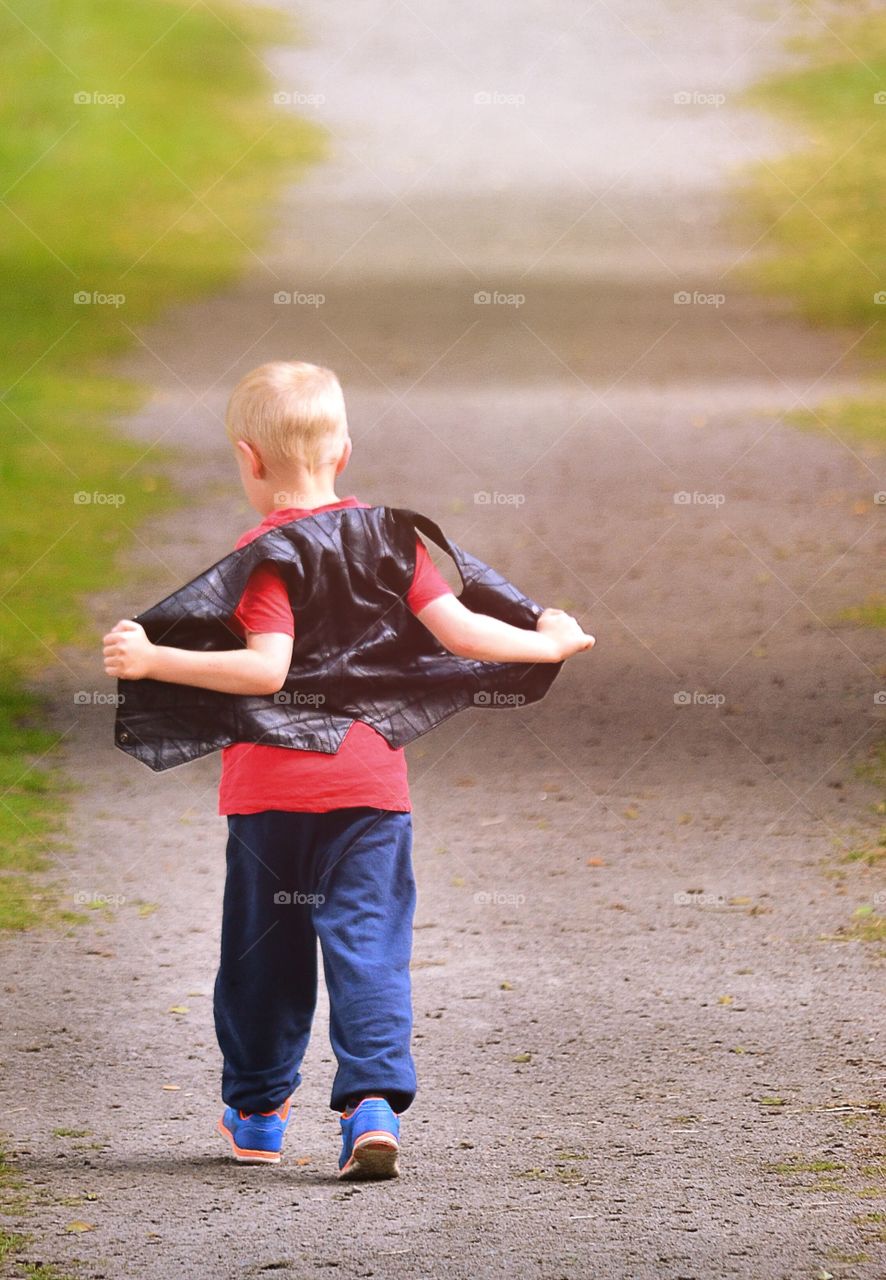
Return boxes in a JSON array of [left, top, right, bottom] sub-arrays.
[[339, 1132, 400, 1180]]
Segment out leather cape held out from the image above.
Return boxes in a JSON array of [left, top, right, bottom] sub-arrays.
[[113, 505, 564, 772]]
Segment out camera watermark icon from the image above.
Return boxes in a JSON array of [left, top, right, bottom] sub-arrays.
[[273, 490, 316, 508], [473, 289, 525, 307], [273, 90, 326, 107], [74, 890, 127, 907], [74, 490, 126, 506], [273, 890, 326, 905], [673, 91, 726, 107], [273, 290, 325, 307], [674, 891, 726, 907], [674, 290, 726, 307], [474, 890, 527, 907], [875, 492, 886, 505], [73, 91, 125, 107], [473, 90, 525, 107], [474, 691, 527, 707], [874, 691, 886, 706], [674, 690, 725, 708], [273, 690, 326, 706], [74, 290, 125, 307], [874, 292, 886, 304], [674, 490, 725, 507], [874, 92, 886, 105], [74, 690, 125, 706], [474, 490, 525, 507]]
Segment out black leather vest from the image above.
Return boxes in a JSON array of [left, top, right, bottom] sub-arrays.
[[114, 505, 563, 772]]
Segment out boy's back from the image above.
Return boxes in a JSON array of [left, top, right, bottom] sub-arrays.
[[219, 494, 454, 816]]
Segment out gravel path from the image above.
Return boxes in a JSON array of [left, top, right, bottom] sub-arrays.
[[2, 3, 884, 1278]]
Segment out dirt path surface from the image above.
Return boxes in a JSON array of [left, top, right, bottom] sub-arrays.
[[3, 3, 885, 1278]]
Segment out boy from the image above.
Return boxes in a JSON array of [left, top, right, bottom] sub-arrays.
[[102, 361, 593, 1178]]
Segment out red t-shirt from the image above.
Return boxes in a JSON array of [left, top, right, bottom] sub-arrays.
[[218, 496, 454, 815]]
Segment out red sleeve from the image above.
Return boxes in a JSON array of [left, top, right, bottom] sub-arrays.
[[232, 563, 295, 637], [407, 538, 455, 615]]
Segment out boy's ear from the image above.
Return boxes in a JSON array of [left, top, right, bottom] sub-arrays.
[[236, 439, 265, 479], [335, 435, 352, 476]]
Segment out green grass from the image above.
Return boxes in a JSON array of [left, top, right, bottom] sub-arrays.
[[839, 597, 886, 628], [738, 13, 886, 354], [737, 11, 886, 899], [843, 909, 886, 945], [0, 1231, 28, 1269], [737, 11, 886, 453], [0, 0, 322, 928], [765, 1158, 845, 1175], [784, 397, 886, 452]]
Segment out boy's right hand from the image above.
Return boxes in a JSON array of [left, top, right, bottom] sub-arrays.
[[536, 607, 595, 660]]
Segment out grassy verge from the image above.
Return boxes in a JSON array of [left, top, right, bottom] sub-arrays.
[[0, 0, 322, 928], [737, 10, 886, 471], [737, 10, 886, 918]]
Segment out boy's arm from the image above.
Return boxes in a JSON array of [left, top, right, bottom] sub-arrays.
[[415, 594, 594, 663], [102, 620, 293, 695]]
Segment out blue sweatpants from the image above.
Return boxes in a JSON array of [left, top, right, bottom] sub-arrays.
[[213, 807, 417, 1115]]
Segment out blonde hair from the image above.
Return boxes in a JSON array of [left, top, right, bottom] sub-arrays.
[[225, 361, 348, 471]]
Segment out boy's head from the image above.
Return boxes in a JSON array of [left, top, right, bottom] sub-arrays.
[[226, 360, 349, 477]]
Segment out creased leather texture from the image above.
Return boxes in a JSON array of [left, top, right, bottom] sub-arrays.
[[114, 505, 563, 772]]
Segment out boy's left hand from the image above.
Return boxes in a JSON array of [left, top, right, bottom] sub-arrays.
[[102, 619, 155, 681]]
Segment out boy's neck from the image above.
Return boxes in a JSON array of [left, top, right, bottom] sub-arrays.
[[257, 477, 342, 516]]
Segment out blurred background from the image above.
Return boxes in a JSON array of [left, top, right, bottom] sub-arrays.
[[0, 2, 884, 1276]]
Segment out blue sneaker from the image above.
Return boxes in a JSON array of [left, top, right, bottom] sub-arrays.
[[338, 1096, 400, 1180], [217, 1097, 292, 1164]]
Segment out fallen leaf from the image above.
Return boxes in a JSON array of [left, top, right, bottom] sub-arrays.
[[500, 981, 513, 990], [66, 1221, 95, 1234], [512, 1052, 532, 1064], [451, 876, 465, 888], [137, 903, 158, 918], [167, 1005, 189, 1015], [480, 816, 505, 827], [718, 995, 734, 1006], [677, 813, 693, 825], [295, 1157, 311, 1166], [161, 1084, 181, 1092], [623, 806, 639, 820], [586, 858, 606, 867], [728, 896, 752, 906], [729, 1046, 747, 1055]]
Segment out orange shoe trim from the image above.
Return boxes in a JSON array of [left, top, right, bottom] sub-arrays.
[[217, 1116, 282, 1163], [353, 1130, 399, 1150]]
